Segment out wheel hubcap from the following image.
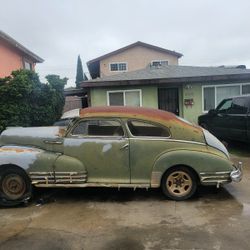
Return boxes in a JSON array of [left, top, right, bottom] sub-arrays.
[[2, 174, 26, 200], [166, 171, 192, 197]]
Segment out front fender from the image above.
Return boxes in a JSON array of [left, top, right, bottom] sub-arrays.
[[0, 145, 58, 172], [151, 149, 234, 187]]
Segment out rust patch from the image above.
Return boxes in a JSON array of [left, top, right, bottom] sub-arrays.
[[0, 147, 35, 153]]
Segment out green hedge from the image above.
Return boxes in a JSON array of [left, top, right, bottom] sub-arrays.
[[0, 70, 67, 132]]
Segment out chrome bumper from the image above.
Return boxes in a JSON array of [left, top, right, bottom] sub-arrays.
[[230, 162, 243, 182]]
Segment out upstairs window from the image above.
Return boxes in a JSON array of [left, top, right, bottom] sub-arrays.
[[110, 62, 127, 72], [151, 60, 168, 67], [24, 60, 32, 70]]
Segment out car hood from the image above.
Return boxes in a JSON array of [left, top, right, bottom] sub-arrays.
[[0, 126, 66, 148]]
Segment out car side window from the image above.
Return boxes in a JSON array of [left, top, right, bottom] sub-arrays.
[[127, 120, 170, 137], [227, 97, 249, 114], [216, 99, 233, 114], [71, 119, 124, 137]]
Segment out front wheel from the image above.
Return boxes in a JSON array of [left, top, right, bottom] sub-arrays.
[[161, 166, 197, 201], [0, 167, 32, 206]]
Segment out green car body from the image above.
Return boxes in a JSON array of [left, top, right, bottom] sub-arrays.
[[0, 106, 242, 205]]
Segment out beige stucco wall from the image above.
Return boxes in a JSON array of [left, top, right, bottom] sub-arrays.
[[100, 45, 179, 77]]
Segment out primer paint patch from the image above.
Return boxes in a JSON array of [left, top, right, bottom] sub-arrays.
[[102, 144, 112, 153]]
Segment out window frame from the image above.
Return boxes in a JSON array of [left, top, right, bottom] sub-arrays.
[[202, 83, 250, 112], [109, 62, 128, 72], [126, 119, 171, 139], [68, 118, 126, 138], [23, 59, 32, 70], [151, 60, 168, 66], [107, 89, 142, 107]]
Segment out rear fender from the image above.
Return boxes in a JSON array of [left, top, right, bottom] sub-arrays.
[[151, 150, 233, 187]]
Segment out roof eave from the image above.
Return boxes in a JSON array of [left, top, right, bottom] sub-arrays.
[[81, 73, 250, 88], [0, 30, 44, 63]]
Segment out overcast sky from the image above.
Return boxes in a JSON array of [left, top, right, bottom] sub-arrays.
[[1, 0, 250, 87]]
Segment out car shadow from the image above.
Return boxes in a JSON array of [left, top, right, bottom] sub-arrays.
[[226, 140, 250, 157], [29, 185, 239, 205]]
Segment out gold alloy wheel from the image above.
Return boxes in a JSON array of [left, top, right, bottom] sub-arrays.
[[166, 171, 193, 197], [2, 174, 26, 200]]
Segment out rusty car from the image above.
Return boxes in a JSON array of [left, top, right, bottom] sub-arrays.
[[0, 106, 242, 206]]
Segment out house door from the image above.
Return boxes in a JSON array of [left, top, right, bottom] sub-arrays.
[[158, 88, 179, 115]]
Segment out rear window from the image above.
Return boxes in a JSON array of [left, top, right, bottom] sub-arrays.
[[127, 120, 170, 137]]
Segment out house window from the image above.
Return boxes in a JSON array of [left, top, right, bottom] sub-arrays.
[[202, 83, 250, 112], [151, 60, 168, 67], [107, 89, 142, 107], [110, 62, 127, 72], [24, 60, 32, 70]]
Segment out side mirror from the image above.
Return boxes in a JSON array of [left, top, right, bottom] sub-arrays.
[[208, 109, 217, 116]]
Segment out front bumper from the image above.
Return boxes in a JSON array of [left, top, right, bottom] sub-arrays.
[[200, 162, 243, 186], [230, 162, 243, 182]]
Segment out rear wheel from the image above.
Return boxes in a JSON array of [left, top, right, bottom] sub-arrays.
[[0, 167, 32, 206], [161, 166, 197, 201]]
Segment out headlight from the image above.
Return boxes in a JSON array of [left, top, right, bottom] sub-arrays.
[[202, 129, 229, 158]]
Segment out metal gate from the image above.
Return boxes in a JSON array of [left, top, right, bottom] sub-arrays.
[[158, 88, 179, 115]]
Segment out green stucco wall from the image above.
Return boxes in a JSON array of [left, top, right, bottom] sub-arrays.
[[90, 86, 158, 108], [182, 83, 203, 124], [90, 84, 203, 124]]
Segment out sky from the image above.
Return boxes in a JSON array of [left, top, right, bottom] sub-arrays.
[[1, 0, 250, 87]]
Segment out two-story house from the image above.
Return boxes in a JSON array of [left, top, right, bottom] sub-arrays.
[[87, 41, 182, 79], [0, 30, 44, 78], [82, 41, 250, 123]]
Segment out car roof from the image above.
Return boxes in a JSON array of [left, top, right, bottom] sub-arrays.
[[79, 106, 176, 120], [79, 106, 204, 143]]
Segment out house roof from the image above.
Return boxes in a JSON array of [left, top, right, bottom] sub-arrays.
[[87, 41, 183, 79], [0, 30, 44, 63], [81, 65, 250, 88]]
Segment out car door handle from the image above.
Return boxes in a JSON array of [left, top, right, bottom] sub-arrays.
[[43, 140, 63, 145], [120, 143, 129, 150]]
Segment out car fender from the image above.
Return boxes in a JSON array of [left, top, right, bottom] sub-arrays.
[[0, 146, 87, 183], [151, 149, 233, 187], [0, 145, 58, 172]]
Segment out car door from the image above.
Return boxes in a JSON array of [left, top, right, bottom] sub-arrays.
[[226, 97, 249, 141], [63, 118, 130, 183], [209, 98, 233, 139], [126, 119, 171, 184]]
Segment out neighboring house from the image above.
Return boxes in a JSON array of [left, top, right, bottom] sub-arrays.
[[87, 41, 182, 79], [0, 30, 44, 78], [81, 64, 250, 123]]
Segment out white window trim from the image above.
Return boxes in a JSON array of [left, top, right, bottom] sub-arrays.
[[109, 62, 128, 72], [202, 83, 250, 113], [107, 89, 142, 106], [151, 60, 168, 66]]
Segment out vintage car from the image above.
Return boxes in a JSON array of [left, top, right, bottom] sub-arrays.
[[0, 106, 242, 206]]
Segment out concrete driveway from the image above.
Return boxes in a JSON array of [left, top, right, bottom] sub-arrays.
[[0, 155, 249, 250]]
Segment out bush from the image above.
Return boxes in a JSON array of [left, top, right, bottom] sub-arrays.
[[0, 70, 67, 132]]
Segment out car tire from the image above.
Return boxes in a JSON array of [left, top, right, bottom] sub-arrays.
[[161, 166, 197, 201], [0, 166, 32, 206]]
